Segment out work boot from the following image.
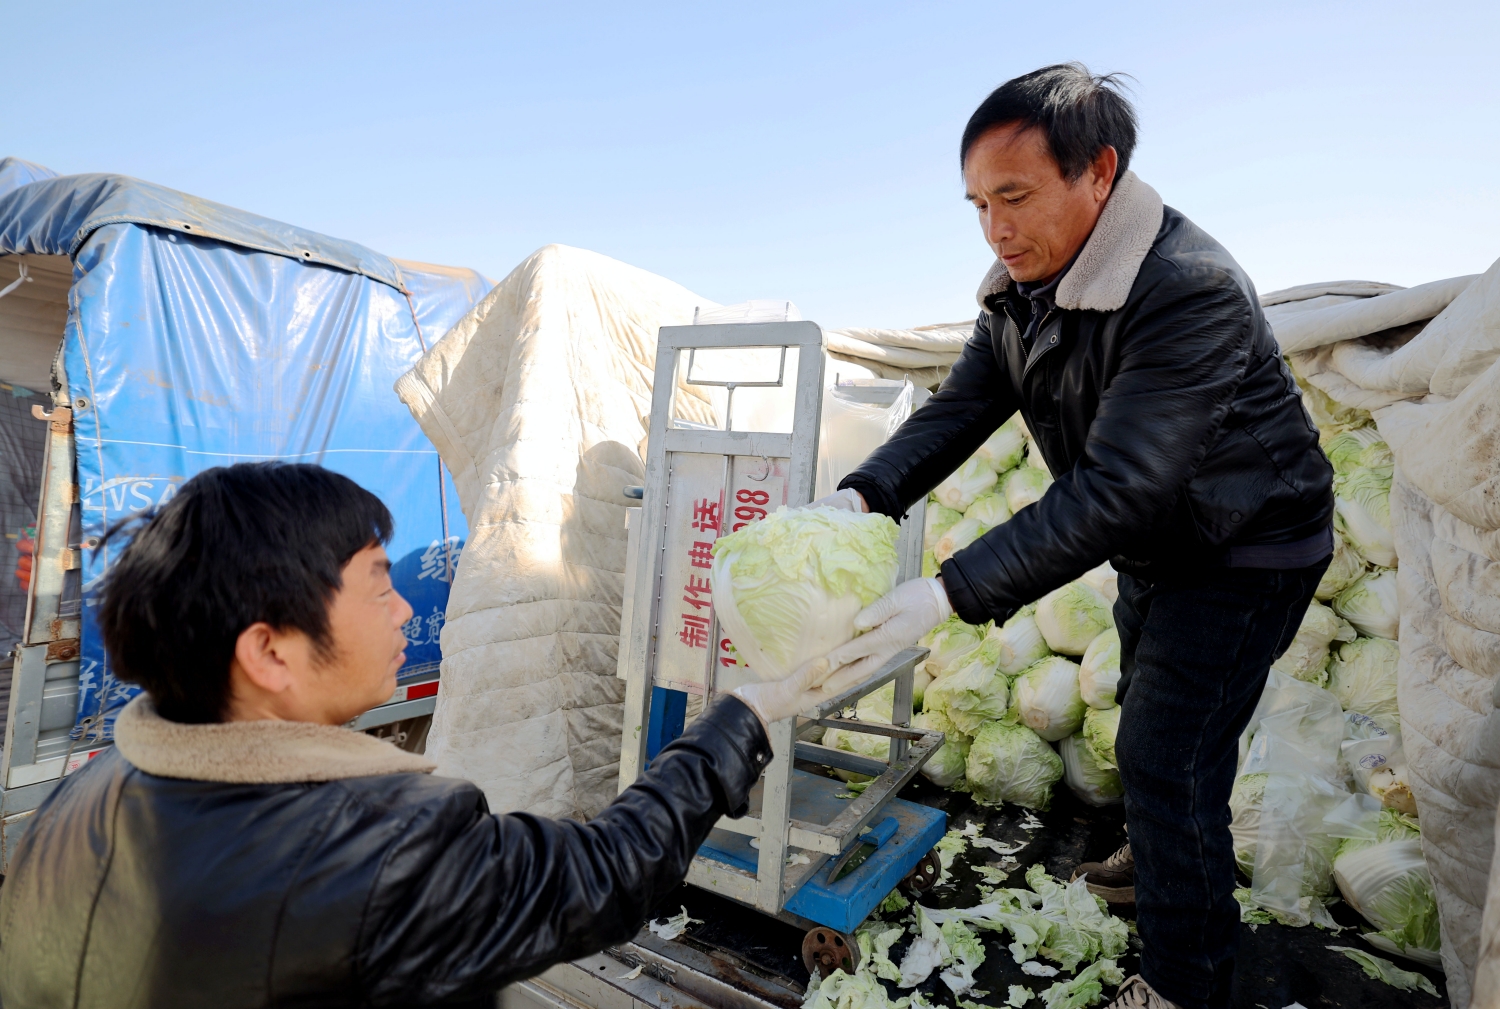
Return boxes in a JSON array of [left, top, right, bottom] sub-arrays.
[[1104, 975, 1182, 1009], [1069, 842, 1134, 903]]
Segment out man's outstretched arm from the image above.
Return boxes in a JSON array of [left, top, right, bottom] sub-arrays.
[[358, 695, 770, 1005]]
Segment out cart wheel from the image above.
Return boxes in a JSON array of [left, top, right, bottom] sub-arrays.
[[902, 848, 941, 894], [802, 927, 860, 976]]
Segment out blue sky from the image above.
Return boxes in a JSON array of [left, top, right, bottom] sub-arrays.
[[7, 2, 1497, 329]]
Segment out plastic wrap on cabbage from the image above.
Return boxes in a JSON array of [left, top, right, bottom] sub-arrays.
[[710, 507, 899, 681], [1061, 733, 1123, 806], [935, 516, 989, 565], [974, 418, 1027, 472], [1327, 637, 1400, 727], [914, 709, 971, 789], [925, 639, 1010, 736], [967, 721, 1064, 809], [1002, 466, 1052, 513], [1332, 810, 1439, 964], [1081, 704, 1120, 770], [1342, 717, 1416, 815], [1333, 569, 1400, 640], [1034, 581, 1113, 655], [1270, 600, 1357, 687], [1078, 629, 1121, 709], [1013, 655, 1087, 741], [935, 456, 999, 511], [920, 614, 988, 678], [1335, 467, 1396, 568], [990, 605, 1053, 676], [965, 489, 1013, 529], [924, 501, 964, 552], [1228, 772, 1343, 903], [1315, 522, 1367, 602]]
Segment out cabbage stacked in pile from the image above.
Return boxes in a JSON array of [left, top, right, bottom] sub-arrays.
[[827, 419, 1125, 813], [1220, 375, 1436, 964]]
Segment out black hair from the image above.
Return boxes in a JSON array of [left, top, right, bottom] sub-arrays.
[[97, 462, 393, 724], [960, 63, 1137, 183]]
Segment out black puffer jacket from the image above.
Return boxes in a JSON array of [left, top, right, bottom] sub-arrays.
[[0, 694, 770, 1008], [841, 172, 1333, 625]]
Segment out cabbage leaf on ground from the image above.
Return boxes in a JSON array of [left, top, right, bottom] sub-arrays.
[[924, 865, 1128, 972], [1326, 947, 1438, 997]]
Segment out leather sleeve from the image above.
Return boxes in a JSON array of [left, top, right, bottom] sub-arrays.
[[356, 695, 771, 1005], [838, 314, 1019, 519], [943, 265, 1254, 624]]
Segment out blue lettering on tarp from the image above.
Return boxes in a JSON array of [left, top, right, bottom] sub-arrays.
[[66, 223, 488, 738]]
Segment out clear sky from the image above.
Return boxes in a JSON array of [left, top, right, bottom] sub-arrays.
[[7, 2, 1497, 329]]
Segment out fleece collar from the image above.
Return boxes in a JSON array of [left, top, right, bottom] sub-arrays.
[[113, 695, 436, 784], [976, 170, 1165, 314]]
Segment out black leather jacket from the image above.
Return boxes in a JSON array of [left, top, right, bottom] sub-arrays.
[[841, 200, 1333, 625], [0, 696, 770, 1008]]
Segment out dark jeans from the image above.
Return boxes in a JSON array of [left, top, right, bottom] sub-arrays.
[[1113, 560, 1328, 1009]]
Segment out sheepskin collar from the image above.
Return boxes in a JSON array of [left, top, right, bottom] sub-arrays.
[[976, 170, 1165, 314], [113, 695, 436, 784]]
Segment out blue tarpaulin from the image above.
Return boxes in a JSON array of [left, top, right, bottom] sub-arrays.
[[0, 159, 492, 737]]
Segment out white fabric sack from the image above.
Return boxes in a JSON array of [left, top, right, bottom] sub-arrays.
[[1271, 257, 1500, 1007]]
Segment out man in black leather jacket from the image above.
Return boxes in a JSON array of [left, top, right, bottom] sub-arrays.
[[0, 462, 827, 1008], [820, 67, 1333, 1009]]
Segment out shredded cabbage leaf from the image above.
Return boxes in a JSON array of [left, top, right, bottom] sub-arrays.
[[1326, 946, 1437, 997]]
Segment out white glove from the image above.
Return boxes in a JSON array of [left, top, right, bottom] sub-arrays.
[[805, 488, 867, 513], [732, 657, 833, 726], [820, 578, 953, 694]]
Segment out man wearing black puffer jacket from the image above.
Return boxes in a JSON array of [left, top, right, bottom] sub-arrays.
[[0, 463, 830, 1008], [817, 66, 1333, 1009]]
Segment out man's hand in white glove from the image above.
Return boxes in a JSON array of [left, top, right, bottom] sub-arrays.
[[731, 657, 833, 727], [805, 488, 868, 513], [820, 578, 954, 695]]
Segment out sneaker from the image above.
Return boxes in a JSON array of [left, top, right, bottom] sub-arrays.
[[1104, 975, 1182, 1009], [1069, 842, 1134, 903]]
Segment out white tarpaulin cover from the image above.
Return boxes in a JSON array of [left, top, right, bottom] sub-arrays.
[[1270, 259, 1500, 1007], [396, 244, 963, 819]]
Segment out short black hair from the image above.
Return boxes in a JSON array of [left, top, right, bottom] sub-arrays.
[[98, 463, 393, 724], [960, 63, 1137, 183]]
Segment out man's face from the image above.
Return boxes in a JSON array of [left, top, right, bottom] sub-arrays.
[[227, 542, 414, 725], [315, 544, 414, 723], [963, 124, 1116, 284]]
